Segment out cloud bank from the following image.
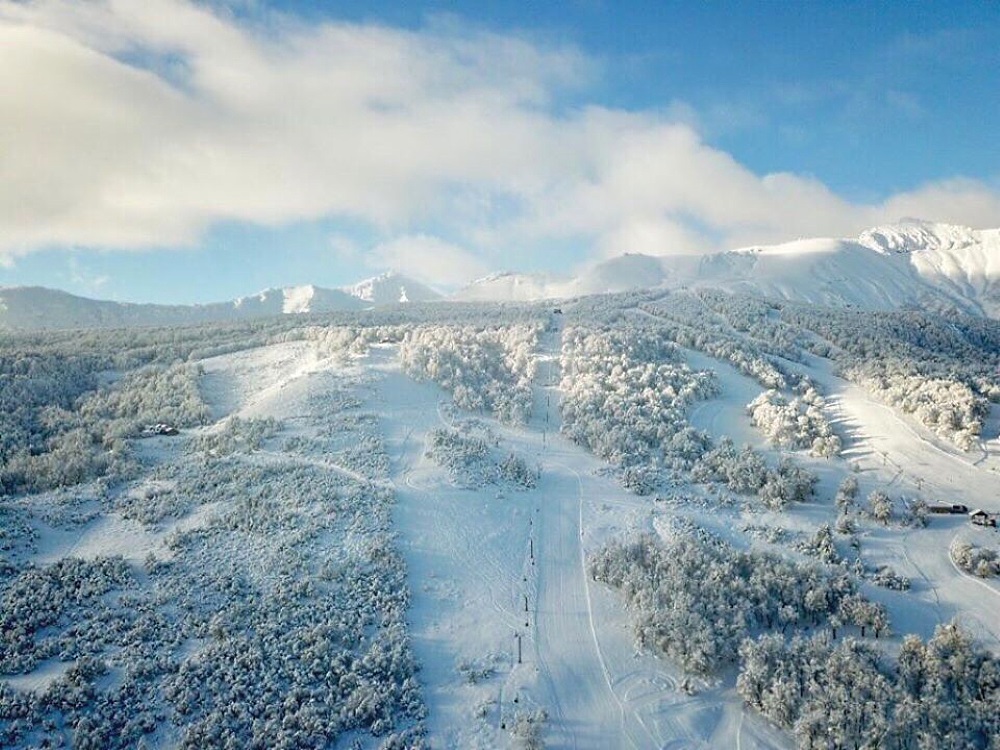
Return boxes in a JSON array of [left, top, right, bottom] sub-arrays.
[[1, 0, 998, 279]]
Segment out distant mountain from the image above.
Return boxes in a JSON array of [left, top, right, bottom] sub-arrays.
[[690, 221, 1000, 315], [453, 272, 562, 302], [455, 257, 679, 302], [344, 272, 442, 306], [231, 285, 363, 317], [0, 274, 452, 331], [454, 221, 1000, 316], [0, 284, 363, 332]]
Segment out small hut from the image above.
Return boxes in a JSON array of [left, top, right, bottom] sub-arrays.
[[969, 509, 997, 527]]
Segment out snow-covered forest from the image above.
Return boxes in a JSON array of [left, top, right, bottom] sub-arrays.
[[2, 290, 1000, 749], [400, 323, 541, 424], [559, 324, 718, 470]]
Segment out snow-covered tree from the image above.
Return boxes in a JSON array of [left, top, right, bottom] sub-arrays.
[[867, 490, 894, 526]]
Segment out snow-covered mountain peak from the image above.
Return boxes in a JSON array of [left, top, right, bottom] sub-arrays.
[[344, 272, 442, 306], [858, 221, 980, 255], [350, 271, 394, 302]]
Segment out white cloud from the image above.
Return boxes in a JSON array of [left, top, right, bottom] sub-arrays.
[[328, 233, 361, 263], [68, 255, 110, 294], [595, 217, 710, 258], [871, 179, 1000, 230], [370, 234, 490, 287], [0, 0, 997, 271], [0, 0, 586, 252]]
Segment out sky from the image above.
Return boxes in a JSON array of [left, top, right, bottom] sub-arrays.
[[1, 0, 999, 304]]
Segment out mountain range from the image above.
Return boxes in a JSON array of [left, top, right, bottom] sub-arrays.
[[3, 221, 999, 330], [0, 272, 441, 331], [457, 220, 1000, 316]]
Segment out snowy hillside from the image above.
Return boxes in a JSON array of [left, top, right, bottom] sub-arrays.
[[3, 292, 999, 748], [6, 222, 999, 331], [859, 223, 1000, 316], [453, 256, 689, 302], [0, 286, 258, 331], [453, 271, 561, 302], [0, 275, 447, 332]]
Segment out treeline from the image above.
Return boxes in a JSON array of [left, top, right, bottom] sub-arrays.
[[747, 388, 842, 457], [559, 325, 820, 505], [845, 364, 987, 450], [691, 438, 817, 509], [1, 363, 210, 494], [592, 532, 1000, 748], [638, 288, 1000, 451], [0, 316, 296, 495], [952, 542, 1000, 578], [638, 296, 791, 390], [780, 302, 1000, 450], [426, 427, 539, 489]]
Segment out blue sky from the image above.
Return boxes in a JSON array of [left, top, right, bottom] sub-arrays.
[[1, 0, 998, 303]]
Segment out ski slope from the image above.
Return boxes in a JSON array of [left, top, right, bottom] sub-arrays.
[[367, 337, 789, 749], [684, 344, 1000, 651], [813, 365, 1000, 648], [361, 323, 1000, 747]]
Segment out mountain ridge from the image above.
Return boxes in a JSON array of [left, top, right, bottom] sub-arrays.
[[4, 222, 1000, 330], [456, 221, 1000, 315]]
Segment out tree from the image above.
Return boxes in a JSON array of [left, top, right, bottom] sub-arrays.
[[835, 475, 859, 512], [868, 490, 893, 525]]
